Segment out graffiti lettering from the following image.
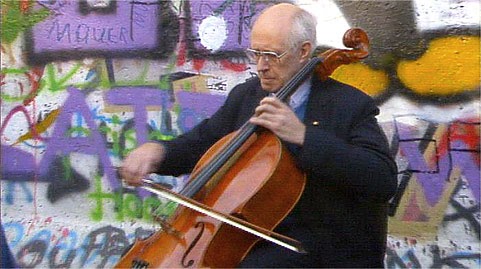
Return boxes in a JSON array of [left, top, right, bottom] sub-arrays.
[[89, 174, 163, 221], [17, 230, 51, 267], [80, 226, 129, 268], [4, 222, 151, 268], [48, 230, 78, 268], [47, 20, 130, 45], [38, 87, 118, 190]]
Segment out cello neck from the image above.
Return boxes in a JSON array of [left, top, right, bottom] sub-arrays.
[[180, 57, 322, 198], [275, 57, 322, 101]]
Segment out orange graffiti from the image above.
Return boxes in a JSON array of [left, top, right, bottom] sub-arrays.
[[13, 108, 61, 145]]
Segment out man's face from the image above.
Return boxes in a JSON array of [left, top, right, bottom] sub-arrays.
[[250, 27, 305, 93]]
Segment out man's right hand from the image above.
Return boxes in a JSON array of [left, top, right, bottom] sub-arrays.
[[120, 142, 166, 186]]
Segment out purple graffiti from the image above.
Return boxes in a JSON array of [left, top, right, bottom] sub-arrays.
[[190, 0, 267, 54], [395, 117, 480, 207], [1, 86, 228, 203], [39, 87, 118, 190], [1, 145, 36, 181], [105, 87, 170, 145], [176, 91, 226, 132], [32, 0, 160, 52], [26, 0, 179, 64]]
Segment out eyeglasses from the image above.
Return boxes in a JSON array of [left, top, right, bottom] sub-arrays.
[[245, 48, 289, 64]]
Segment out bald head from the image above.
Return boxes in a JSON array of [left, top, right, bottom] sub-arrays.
[[256, 3, 304, 24], [251, 3, 317, 52], [252, 4, 302, 48], [259, 3, 301, 20], [248, 4, 316, 91]]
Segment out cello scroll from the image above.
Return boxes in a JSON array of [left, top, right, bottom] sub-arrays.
[[314, 28, 370, 81]]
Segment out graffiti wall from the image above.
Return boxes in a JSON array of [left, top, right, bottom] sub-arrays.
[[1, 0, 479, 268]]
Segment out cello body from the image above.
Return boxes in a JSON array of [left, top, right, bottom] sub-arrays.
[[115, 131, 305, 268]]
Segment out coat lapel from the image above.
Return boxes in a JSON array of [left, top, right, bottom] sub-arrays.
[[304, 77, 335, 127]]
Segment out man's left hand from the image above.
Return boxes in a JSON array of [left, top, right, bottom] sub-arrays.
[[249, 97, 306, 146]]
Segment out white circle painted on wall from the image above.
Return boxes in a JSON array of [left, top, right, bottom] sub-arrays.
[[198, 15, 228, 52]]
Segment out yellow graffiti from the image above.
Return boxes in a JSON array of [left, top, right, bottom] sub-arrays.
[[13, 108, 60, 145], [331, 62, 389, 96], [388, 168, 460, 241], [397, 36, 481, 95]]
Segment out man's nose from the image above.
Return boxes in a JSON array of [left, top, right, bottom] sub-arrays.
[[257, 57, 270, 71]]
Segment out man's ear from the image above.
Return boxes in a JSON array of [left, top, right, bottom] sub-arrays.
[[299, 41, 313, 62]]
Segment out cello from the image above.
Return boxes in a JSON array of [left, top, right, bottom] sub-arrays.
[[115, 28, 370, 268]]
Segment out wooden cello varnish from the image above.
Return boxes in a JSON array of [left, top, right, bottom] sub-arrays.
[[116, 130, 305, 268]]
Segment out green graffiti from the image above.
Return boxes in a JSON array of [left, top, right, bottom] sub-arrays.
[[149, 130, 175, 142], [61, 156, 73, 182], [1, 62, 91, 103], [89, 174, 121, 221], [44, 63, 83, 92], [99, 115, 124, 158], [143, 196, 165, 222], [1, 0, 50, 44], [114, 54, 178, 87], [0, 67, 29, 74], [67, 126, 91, 137], [121, 129, 138, 158], [123, 193, 143, 219], [159, 74, 171, 90], [99, 120, 138, 159], [152, 200, 178, 220], [88, 173, 164, 222]]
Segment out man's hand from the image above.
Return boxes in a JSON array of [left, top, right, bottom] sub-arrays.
[[249, 97, 306, 145], [120, 142, 166, 186]]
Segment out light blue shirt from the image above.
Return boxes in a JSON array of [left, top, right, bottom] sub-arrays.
[[288, 77, 311, 120]]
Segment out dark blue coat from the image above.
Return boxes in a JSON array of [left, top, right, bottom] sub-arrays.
[[158, 76, 398, 268]]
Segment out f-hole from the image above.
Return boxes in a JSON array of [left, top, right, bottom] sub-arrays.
[[181, 222, 205, 267]]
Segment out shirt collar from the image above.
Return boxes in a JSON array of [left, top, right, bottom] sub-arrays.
[[288, 76, 311, 109]]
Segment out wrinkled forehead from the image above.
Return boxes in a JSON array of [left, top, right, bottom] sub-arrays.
[[253, 5, 297, 32], [250, 16, 293, 49]]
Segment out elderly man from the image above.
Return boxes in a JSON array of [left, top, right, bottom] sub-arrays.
[[120, 3, 397, 268]]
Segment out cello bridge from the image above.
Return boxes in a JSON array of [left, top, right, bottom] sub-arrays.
[[155, 216, 182, 239]]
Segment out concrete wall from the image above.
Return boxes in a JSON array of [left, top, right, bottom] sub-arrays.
[[1, 0, 479, 267]]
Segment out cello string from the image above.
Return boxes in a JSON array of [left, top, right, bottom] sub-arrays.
[[274, 57, 322, 101], [179, 122, 257, 197]]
